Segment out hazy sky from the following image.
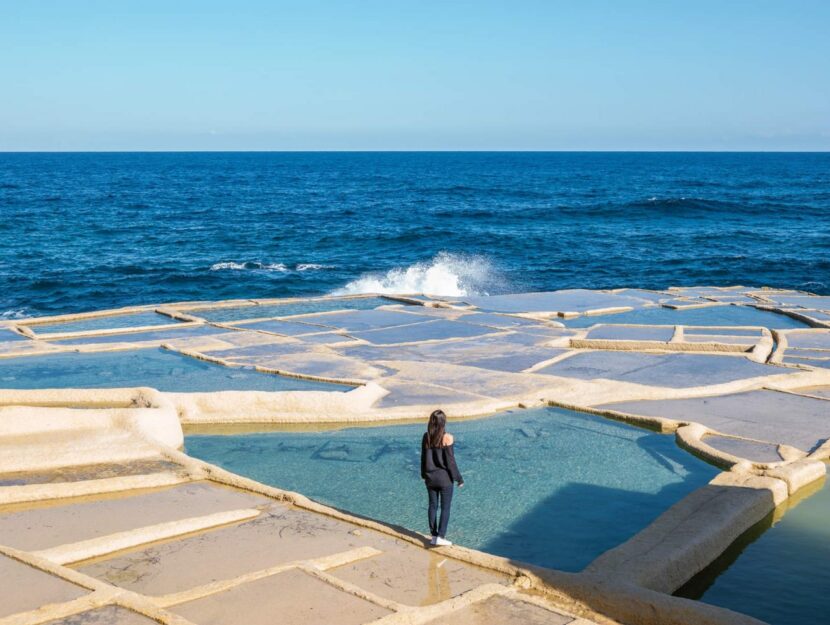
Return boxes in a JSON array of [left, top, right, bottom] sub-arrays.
[[2, 1, 829, 151]]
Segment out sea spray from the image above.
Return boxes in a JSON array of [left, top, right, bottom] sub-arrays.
[[333, 252, 499, 297]]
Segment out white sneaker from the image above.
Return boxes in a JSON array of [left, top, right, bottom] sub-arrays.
[[435, 537, 453, 546], [429, 536, 437, 545]]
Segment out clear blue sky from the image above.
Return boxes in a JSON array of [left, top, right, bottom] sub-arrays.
[[2, 1, 829, 151]]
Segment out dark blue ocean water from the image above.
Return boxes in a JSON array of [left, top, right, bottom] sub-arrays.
[[1, 152, 828, 317]]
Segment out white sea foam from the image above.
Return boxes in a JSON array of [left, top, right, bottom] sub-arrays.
[[297, 263, 336, 271], [0, 308, 27, 320], [334, 252, 496, 297], [210, 261, 247, 271], [210, 261, 289, 272]]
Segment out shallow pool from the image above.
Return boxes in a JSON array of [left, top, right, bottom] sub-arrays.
[[27, 311, 179, 334], [0, 348, 346, 392], [676, 471, 829, 625], [194, 297, 402, 323], [185, 407, 717, 572], [562, 305, 807, 328], [50, 324, 222, 345], [0, 328, 28, 342]]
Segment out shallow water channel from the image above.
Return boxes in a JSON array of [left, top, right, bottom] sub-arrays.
[[186, 407, 717, 572], [677, 469, 830, 625]]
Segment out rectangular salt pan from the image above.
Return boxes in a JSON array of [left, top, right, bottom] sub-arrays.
[[51, 324, 223, 345], [420, 595, 572, 625], [0, 458, 183, 487], [611, 289, 672, 303], [0, 328, 28, 342], [682, 335, 757, 345], [351, 319, 496, 345], [459, 312, 550, 329], [462, 289, 649, 314], [42, 607, 158, 625], [683, 327, 765, 336], [230, 319, 332, 336], [0, 482, 270, 551], [377, 383, 487, 407], [661, 298, 716, 309], [0, 555, 86, 618], [784, 348, 830, 359], [585, 325, 675, 341], [538, 351, 780, 387], [783, 357, 830, 369], [462, 350, 567, 372], [560, 305, 807, 329], [337, 335, 564, 372], [28, 311, 178, 335], [669, 287, 755, 298], [295, 332, 357, 345], [208, 343, 311, 360], [766, 295, 830, 309], [193, 297, 397, 322], [171, 568, 390, 625], [293, 308, 428, 332], [795, 386, 830, 398], [0, 348, 345, 392], [793, 310, 830, 321], [77, 503, 375, 595], [703, 436, 782, 463], [785, 331, 830, 350], [601, 390, 829, 452]]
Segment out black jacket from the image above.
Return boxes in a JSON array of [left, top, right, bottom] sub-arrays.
[[421, 432, 464, 487]]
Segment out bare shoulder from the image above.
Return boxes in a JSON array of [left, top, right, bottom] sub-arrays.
[[443, 433, 454, 446]]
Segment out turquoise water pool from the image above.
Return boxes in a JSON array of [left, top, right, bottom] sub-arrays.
[[676, 472, 829, 625], [562, 305, 806, 328], [0, 348, 346, 392], [185, 407, 717, 572]]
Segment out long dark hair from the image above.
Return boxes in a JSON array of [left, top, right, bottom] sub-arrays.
[[427, 409, 447, 448]]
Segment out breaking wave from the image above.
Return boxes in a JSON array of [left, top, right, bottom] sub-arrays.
[[334, 252, 498, 297]]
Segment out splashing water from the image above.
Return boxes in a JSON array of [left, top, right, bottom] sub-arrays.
[[334, 252, 497, 297]]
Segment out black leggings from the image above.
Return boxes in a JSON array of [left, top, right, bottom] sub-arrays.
[[426, 483, 454, 538]]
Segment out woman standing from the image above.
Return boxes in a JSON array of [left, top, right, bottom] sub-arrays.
[[420, 409, 464, 546]]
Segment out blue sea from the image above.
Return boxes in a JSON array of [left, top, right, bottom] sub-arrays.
[[1, 152, 828, 317]]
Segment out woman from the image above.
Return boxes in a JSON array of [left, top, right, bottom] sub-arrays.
[[420, 409, 464, 546]]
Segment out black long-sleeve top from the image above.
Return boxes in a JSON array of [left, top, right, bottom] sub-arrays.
[[421, 432, 463, 487]]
